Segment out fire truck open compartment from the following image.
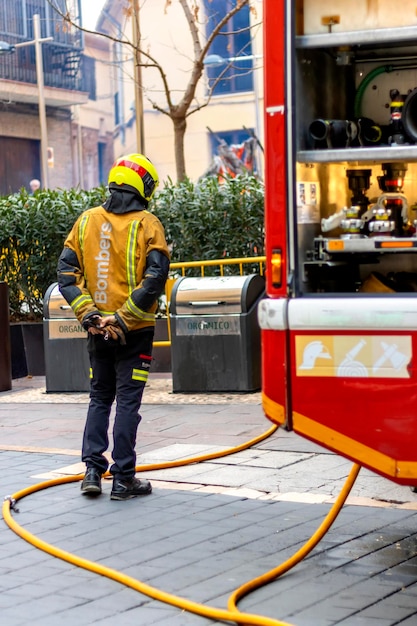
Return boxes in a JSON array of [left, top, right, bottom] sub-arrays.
[[293, 0, 417, 296]]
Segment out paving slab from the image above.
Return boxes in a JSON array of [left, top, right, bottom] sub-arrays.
[[1, 375, 417, 625]]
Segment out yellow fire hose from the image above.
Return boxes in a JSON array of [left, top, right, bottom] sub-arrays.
[[2, 423, 361, 626], [228, 462, 361, 614]]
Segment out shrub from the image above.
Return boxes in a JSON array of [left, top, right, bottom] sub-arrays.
[[152, 174, 264, 270], [0, 186, 107, 321]]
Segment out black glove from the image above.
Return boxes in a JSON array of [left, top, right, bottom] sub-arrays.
[[82, 314, 102, 331]]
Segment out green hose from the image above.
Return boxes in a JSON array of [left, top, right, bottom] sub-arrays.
[[354, 65, 393, 118]]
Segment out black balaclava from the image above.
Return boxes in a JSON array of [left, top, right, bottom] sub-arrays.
[[103, 182, 149, 214]]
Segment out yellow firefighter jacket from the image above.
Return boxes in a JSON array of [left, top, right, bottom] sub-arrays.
[[57, 203, 170, 333]]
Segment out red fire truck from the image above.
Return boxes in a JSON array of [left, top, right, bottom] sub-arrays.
[[260, 0, 417, 486]]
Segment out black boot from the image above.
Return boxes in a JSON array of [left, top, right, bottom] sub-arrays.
[[110, 477, 152, 500], [81, 467, 102, 495]]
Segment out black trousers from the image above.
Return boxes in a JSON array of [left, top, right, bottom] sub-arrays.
[[82, 328, 154, 480]]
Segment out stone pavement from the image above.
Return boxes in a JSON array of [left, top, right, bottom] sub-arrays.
[[1, 374, 417, 625]]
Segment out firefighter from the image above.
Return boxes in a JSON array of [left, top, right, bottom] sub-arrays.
[[57, 154, 170, 500]]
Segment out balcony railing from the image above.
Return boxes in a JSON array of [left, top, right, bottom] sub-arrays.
[[0, 0, 83, 48], [0, 0, 85, 93], [0, 41, 86, 91]]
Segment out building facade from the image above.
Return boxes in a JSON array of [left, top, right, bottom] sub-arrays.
[[0, 0, 263, 192], [96, 0, 264, 183], [0, 0, 114, 194]]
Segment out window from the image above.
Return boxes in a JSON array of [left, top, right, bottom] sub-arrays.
[[81, 55, 96, 100], [210, 128, 254, 154], [209, 128, 258, 176], [114, 92, 121, 126], [26, 0, 46, 38], [0, 1, 82, 42], [0, 0, 25, 37], [204, 0, 253, 95], [98, 142, 106, 185]]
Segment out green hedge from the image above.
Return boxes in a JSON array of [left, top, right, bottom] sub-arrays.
[[153, 174, 265, 264], [0, 187, 107, 321], [0, 175, 264, 321]]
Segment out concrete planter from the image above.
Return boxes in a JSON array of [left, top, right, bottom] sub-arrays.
[[0, 282, 11, 391], [10, 322, 45, 379]]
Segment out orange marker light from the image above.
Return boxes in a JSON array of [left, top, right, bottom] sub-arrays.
[[271, 249, 282, 287], [379, 241, 415, 248]]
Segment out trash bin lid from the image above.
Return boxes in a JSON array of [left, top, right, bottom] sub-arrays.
[[170, 274, 265, 315], [43, 282, 74, 319]]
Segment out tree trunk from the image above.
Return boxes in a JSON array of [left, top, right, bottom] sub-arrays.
[[173, 116, 187, 181]]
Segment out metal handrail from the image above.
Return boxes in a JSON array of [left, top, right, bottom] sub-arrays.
[[170, 256, 266, 276], [153, 256, 266, 348]]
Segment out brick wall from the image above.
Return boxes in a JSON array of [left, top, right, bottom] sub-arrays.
[[2, 107, 113, 190], [1, 107, 75, 189]]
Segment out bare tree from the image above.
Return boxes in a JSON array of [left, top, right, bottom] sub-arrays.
[[47, 0, 257, 181]]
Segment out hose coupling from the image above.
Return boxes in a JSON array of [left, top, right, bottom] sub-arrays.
[[4, 495, 19, 512]]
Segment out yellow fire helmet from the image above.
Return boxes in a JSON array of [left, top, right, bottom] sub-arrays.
[[108, 153, 159, 201]]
